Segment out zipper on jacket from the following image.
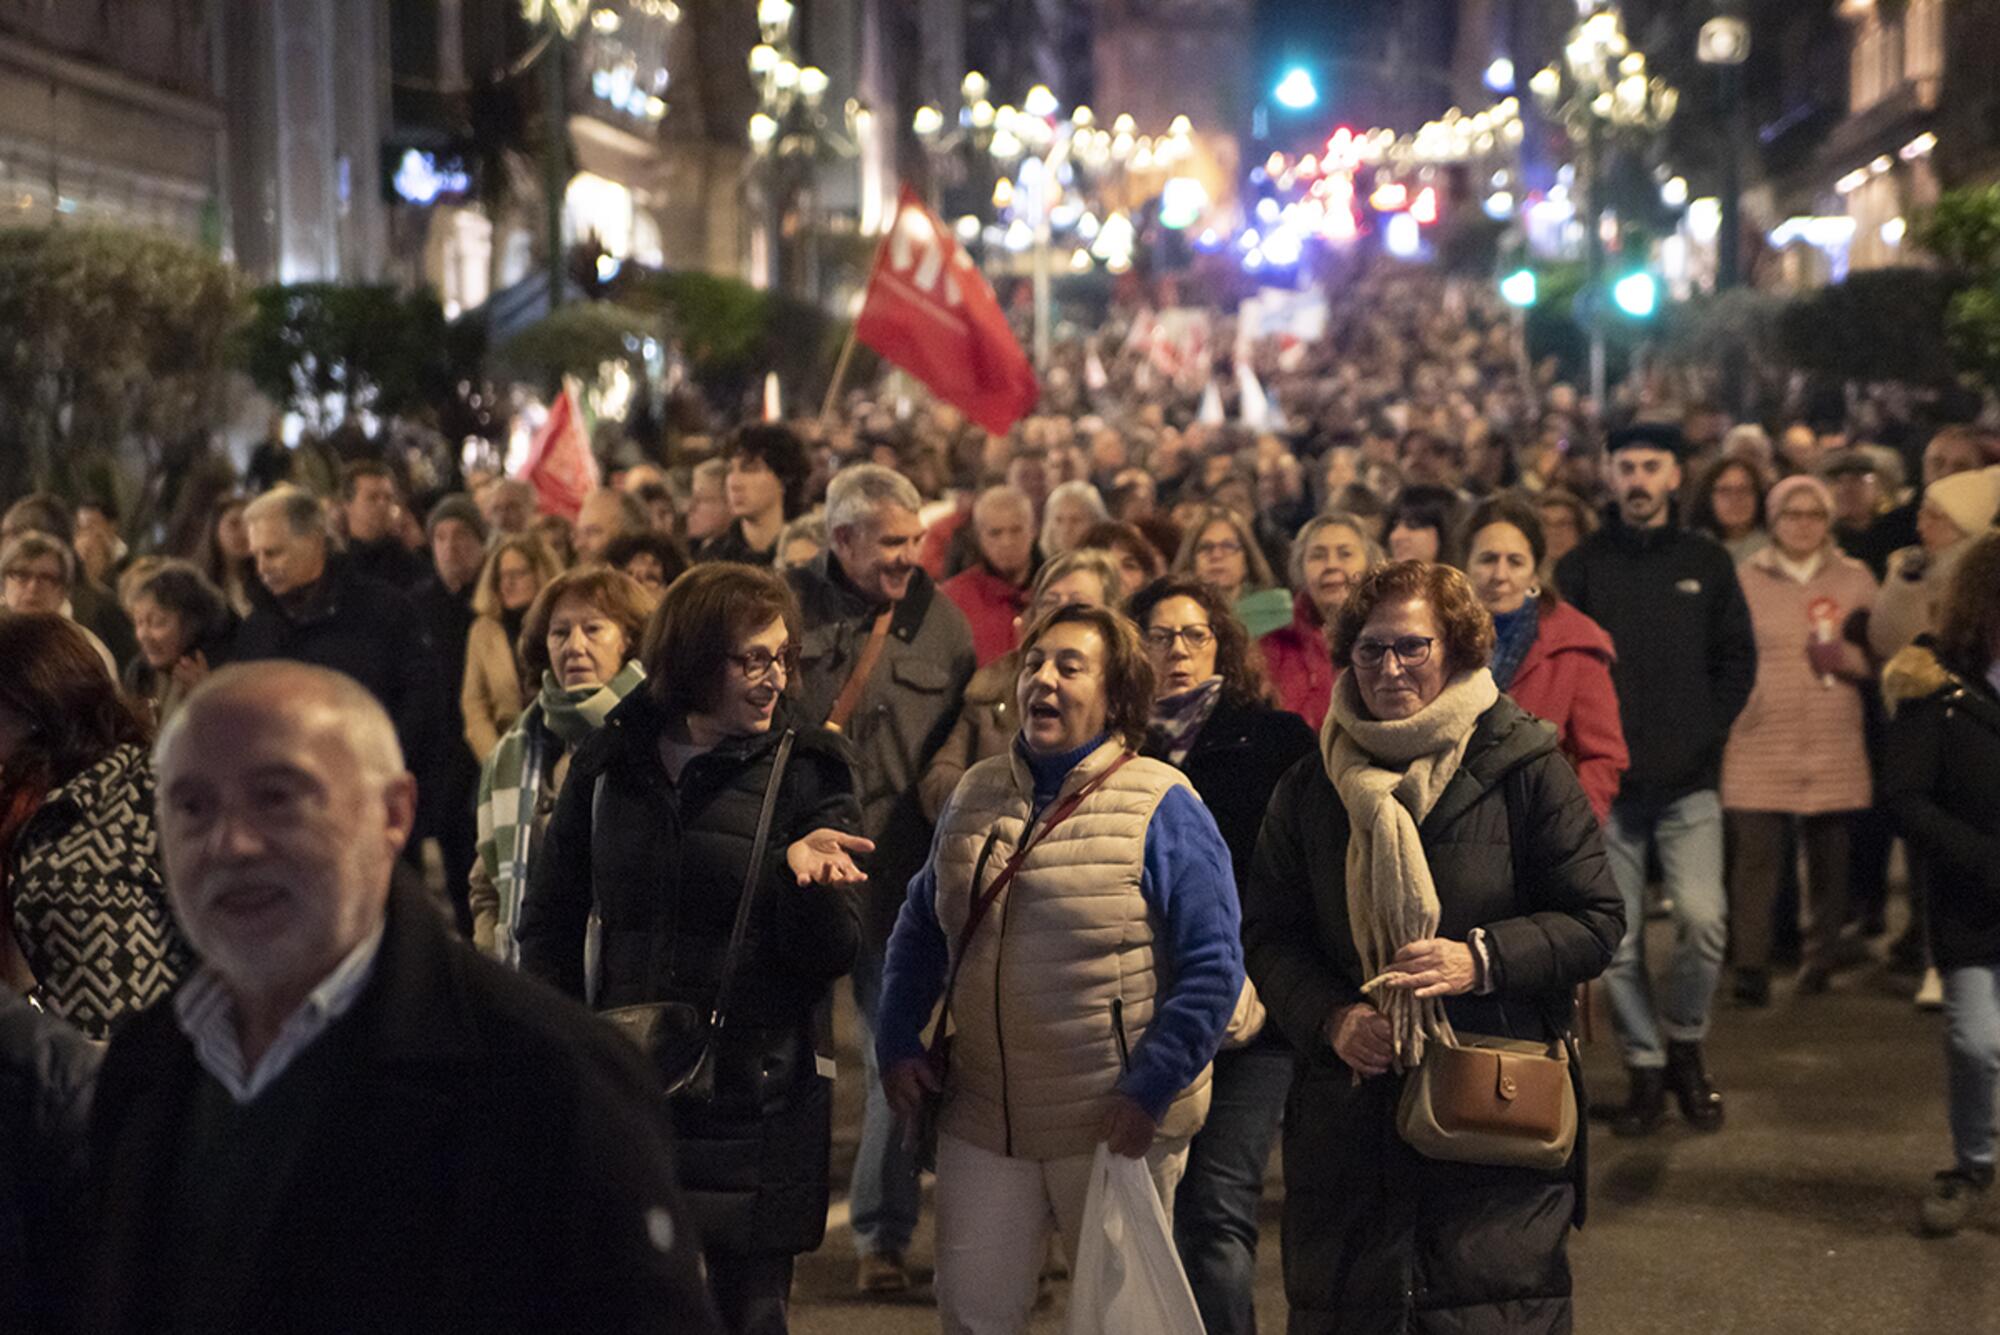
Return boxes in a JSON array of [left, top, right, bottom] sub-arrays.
[[994, 873, 1015, 1156]]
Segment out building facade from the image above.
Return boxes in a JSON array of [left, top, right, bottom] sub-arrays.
[[0, 0, 225, 245]]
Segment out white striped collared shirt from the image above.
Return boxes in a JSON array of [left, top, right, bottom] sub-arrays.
[[171, 923, 386, 1104]]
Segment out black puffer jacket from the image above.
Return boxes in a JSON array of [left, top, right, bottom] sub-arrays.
[[520, 694, 863, 1255], [1880, 639, 2000, 970], [1243, 696, 1624, 1335], [1555, 514, 1756, 808], [1, 988, 99, 1335], [1148, 693, 1315, 1050]]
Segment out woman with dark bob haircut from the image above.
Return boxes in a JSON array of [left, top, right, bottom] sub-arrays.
[[1244, 560, 1624, 1333], [0, 614, 191, 1038], [875, 600, 1244, 1332], [1128, 576, 1314, 1335], [124, 561, 237, 727], [523, 561, 869, 1333], [469, 566, 655, 958]]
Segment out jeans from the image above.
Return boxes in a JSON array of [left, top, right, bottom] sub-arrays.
[[848, 947, 920, 1258], [934, 1131, 1190, 1335], [1173, 1044, 1291, 1335], [1945, 965, 2000, 1173], [1602, 790, 1729, 1069], [704, 1249, 795, 1335]]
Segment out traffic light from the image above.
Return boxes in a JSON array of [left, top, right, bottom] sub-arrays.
[[1612, 271, 1659, 319], [1499, 268, 1538, 308], [1274, 68, 1319, 110]]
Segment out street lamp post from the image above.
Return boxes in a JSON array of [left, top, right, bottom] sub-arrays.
[[914, 81, 1194, 370], [745, 0, 865, 301], [1530, 3, 1677, 405], [522, 0, 592, 311], [1698, 10, 1752, 290]]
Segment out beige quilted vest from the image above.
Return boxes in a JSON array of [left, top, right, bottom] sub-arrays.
[[931, 740, 1213, 1160]]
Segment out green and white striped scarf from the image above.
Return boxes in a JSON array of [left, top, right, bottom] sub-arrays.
[[475, 661, 646, 965]]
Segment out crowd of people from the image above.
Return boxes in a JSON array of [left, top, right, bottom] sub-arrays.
[[3, 260, 2000, 1333]]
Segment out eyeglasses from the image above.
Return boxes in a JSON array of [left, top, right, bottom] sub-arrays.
[[726, 646, 793, 682], [2, 568, 64, 590], [1352, 635, 1435, 669], [1145, 625, 1215, 652], [1195, 540, 1243, 559], [1775, 508, 1830, 523]]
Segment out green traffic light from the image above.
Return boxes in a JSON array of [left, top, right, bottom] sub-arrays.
[[1613, 271, 1659, 318], [1500, 269, 1537, 308]]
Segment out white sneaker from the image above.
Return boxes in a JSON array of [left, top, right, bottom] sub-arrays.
[[1915, 968, 1945, 1011]]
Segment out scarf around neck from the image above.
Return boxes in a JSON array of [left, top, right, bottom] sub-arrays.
[[1323, 667, 1499, 1070], [1147, 676, 1224, 767], [476, 660, 646, 965], [1488, 600, 1541, 691]]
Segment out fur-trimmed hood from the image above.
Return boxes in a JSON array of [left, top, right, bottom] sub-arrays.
[[1882, 639, 1955, 717]]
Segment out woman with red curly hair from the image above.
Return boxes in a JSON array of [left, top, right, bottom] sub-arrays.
[[1243, 560, 1623, 1333]]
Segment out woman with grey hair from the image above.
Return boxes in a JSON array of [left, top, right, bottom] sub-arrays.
[[1261, 511, 1383, 730], [1040, 479, 1109, 559]]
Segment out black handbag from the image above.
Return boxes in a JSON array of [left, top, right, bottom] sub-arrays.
[[599, 729, 796, 1101]]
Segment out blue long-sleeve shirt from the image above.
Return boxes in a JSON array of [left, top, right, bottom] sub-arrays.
[[877, 740, 1245, 1124]]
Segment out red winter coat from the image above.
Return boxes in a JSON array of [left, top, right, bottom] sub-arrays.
[[1260, 591, 1336, 733], [1505, 599, 1628, 824], [941, 563, 1031, 668]]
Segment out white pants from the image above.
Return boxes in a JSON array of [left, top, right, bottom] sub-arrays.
[[933, 1131, 1191, 1335]]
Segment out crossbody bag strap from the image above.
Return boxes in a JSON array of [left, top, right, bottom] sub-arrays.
[[923, 752, 1136, 1057], [710, 728, 797, 1032], [825, 610, 893, 733]]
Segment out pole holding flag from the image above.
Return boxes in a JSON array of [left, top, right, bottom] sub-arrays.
[[848, 188, 1039, 437]]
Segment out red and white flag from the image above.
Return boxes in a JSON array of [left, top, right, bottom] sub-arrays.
[[855, 189, 1038, 436], [518, 376, 598, 520]]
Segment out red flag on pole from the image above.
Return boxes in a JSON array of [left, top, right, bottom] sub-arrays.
[[518, 377, 598, 520], [854, 188, 1038, 436]]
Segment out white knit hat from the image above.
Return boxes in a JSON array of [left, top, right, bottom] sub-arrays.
[[1925, 465, 2000, 539]]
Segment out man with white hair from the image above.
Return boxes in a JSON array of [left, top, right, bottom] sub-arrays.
[[85, 664, 717, 1332], [786, 463, 975, 1295], [235, 485, 447, 844], [940, 484, 1040, 667]]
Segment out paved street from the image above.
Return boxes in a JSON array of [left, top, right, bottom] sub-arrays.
[[792, 936, 1995, 1334]]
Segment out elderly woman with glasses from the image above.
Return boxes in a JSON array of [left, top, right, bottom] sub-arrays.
[[1129, 575, 1314, 1335], [1243, 560, 1623, 1333], [521, 562, 871, 1334], [877, 601, 1242, 1333]]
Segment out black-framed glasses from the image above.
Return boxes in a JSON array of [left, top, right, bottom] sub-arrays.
[[1352, 635, 1435, 669], [726, 646, 793, 682], [1195, 540, 1243, 559], [1145, 625, 1215, 652]]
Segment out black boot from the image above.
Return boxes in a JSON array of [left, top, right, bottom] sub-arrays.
[[1607, 1067, 1667, 1138], [1665, 1040, 1725, 1131]]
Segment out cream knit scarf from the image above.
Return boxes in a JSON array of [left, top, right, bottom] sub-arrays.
[[1323, 667, 1499, 1071]]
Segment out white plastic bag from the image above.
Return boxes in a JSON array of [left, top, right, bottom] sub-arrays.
[[1063, 1144, 1207, 1335]]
